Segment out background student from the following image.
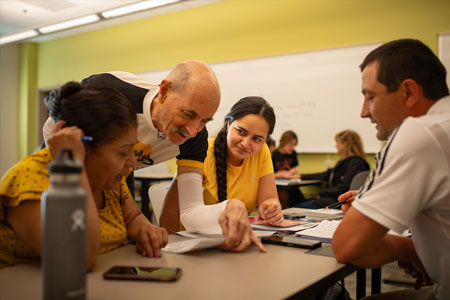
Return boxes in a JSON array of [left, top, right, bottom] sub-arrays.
[[272, 130, 301, 179], [332, 39, 450, 300], [0, 82, 168, 269], [163, 96, 283, 252], [297, 130, 369, 209], [271, 130, 305, 207]]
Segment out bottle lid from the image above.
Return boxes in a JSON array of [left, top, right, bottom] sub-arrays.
[[49, 148, 82, 174]]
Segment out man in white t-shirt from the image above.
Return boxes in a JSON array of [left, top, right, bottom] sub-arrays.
[[332, 39, 450, 300]]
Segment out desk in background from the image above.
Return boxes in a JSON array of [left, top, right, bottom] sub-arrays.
[[275, 178, 322, 187], [134, 168, 174, 220], [0, 236, 357, 300], [276, 178, 322, 208]]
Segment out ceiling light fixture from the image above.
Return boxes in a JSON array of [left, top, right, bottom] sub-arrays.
[[0, 0, 185, 45], [39, 14, 100, 34], [0, 30, 39, 45], [101, 0, 180, 19]]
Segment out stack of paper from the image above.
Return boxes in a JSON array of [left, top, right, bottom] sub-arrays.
[[162, 236, 224, 254], [295, 220, 341, 242]]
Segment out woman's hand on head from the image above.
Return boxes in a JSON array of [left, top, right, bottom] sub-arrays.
[[47, 120, 86, 162], [135, 223, 168, 258], [219, 199, 266, 253], [258, 198, 284, 225]]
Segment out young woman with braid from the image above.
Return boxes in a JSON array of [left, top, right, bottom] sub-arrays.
[[162, 96, 283, 252], [201, 96, 284, 230]]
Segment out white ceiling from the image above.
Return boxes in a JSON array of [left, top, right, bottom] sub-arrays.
[[0, 0, 219, 43]]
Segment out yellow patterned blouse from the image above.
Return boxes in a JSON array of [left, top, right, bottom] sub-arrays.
[[0, 147, 128, 268]]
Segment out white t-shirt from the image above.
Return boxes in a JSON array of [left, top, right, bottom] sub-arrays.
[[353, 96, 450, 300], [43, 71, 209, 170]]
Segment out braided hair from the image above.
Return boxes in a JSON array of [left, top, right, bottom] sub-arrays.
[[214, 96, 275, 202], [44, 81, 137, 149]]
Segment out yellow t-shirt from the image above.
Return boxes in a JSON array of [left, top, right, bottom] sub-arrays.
[[202, 138, 274, 213], [0, 147, 128, 268]]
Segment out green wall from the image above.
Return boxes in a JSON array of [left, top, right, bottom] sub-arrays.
[[18, 0, 450, 169], [18, 43, 38, 158], [36, 0, 450, 88]]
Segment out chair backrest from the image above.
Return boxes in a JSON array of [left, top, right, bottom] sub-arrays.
[[148, 181, 172, 226], [349, 170, 370, 190]]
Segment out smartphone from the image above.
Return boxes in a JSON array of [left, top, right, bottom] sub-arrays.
[[103, 266, 182, 282], [262, 235, 322, 249]]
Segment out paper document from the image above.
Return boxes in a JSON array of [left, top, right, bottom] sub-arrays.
[[315, 208, 344, 215], [275, 178, 301, 186], [252, 222, 317, 232], [162, 236, 224, 254], [295, 220, 341, 242], [253, 230, 277, 237]]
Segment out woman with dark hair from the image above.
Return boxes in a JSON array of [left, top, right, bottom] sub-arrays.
[[0, 82, 167, 269], [178, 97, 283, 251]]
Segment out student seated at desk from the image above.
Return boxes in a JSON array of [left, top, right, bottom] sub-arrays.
[[271, 130, 305, 207], [297, 130, 369, 209], [163, 96, 283, 252], [202, 97, 283, 228], [272, 130, 300, 179], [0, 82, 167, 269]]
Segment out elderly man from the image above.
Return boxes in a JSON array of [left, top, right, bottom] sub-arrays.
[[43, 60, 264, 252], [332, 39, 450, 300]]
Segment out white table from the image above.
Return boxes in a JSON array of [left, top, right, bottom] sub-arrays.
[[0, 236, 356, 300], [275, 178, 322, 208], [275, 178, 321, 187]]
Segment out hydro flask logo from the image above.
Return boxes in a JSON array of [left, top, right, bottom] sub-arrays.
[[71, 209, 86, 232]]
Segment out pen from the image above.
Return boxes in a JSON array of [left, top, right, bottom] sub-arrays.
[[81, 136, 93, 142], [325, 196, 355, 210]]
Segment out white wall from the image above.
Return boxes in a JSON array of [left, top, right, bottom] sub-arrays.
[[439, 33, 450, 90], [141, 43, 383, 153], [0, 44, 19, 175]]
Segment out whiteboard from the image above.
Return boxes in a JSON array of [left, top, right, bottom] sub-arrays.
[[439, 33, 450, 91], [140, 43, 383, 153]]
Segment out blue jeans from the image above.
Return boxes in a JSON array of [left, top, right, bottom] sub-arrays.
[[293, 199, 321, 209]]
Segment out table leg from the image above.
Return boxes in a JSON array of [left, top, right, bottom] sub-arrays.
[[277, 189, 289, 209], [140, 179, 152, 221], [356, 268, 366, 299], [371, 268, 381, 294]]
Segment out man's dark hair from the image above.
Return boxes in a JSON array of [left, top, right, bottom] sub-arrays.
[[360, 38, 449, 100]]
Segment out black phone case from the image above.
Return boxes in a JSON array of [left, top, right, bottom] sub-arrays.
[[103, 266, 182, 282], [262, 236, 322, 249]]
